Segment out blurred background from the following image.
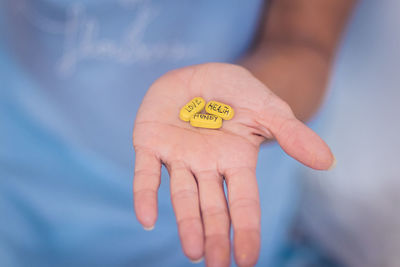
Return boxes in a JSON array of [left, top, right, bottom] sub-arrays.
[[1, 0, 399, 266], [299, 0, 400, 266]]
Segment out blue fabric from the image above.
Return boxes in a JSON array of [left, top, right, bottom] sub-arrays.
[[0, 0, 300, 266]]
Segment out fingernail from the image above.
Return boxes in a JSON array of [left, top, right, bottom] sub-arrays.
[[190, 257, 203, 264], [143, 225, 155, 231], [328, 156, 337, 171]]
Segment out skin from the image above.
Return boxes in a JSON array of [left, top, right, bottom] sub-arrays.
[[244, 0, 358, 121], [133, 1, 356, 266]]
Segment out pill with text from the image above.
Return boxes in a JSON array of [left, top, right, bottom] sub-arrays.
[[179, 97, 206, 121], [205, 100, 234, 120], [190, 113, 223, 129]]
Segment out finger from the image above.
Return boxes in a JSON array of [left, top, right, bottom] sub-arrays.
[[196, 170, 230, 267], [260, 100, 335, 170], [169, 163, 204, 262], [133, 148, 161, 230], [225, 167, 260, 267]]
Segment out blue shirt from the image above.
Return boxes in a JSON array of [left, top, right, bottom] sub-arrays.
[[0, 0, 300, 266]]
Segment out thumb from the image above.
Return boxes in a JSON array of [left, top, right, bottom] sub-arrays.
[[258, 100, 335, 170]]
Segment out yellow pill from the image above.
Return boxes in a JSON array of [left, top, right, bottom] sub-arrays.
[[179, 97, 206, 121], [190, 113, 222, 129], [205, 101, 234, 120]]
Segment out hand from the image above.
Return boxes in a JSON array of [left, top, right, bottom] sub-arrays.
[[132, 63, 334, 267]]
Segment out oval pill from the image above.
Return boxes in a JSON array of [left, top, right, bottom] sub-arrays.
[[190, 113, 222, 129], [205, 100, 234, 120], [179, 97, 206, 121]]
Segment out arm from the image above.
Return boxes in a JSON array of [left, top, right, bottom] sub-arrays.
[[242, 0, 357, 121], [133, 2, 357, 267]]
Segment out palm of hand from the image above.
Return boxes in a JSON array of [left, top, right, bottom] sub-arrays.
[[133, 63, 334, 267]]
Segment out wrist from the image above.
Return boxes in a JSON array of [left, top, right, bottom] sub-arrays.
[[239, 44, 332, 122]]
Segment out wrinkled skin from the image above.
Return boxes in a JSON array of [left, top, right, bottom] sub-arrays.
[[133, 63, 334, 267]]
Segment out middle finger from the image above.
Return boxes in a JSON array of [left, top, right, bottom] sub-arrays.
[[196, 170, 230, 267]]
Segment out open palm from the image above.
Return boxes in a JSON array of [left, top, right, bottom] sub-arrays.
[[133, 63, 334, 267]]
